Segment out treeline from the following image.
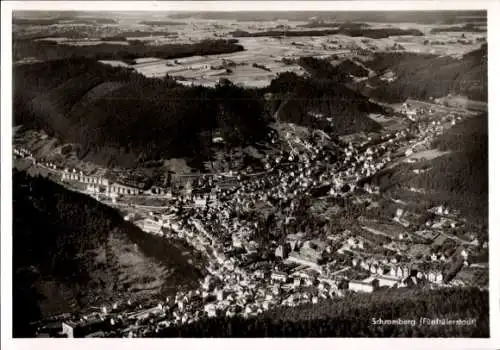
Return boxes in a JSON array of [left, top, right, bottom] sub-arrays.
[[231, 27, 423, 39], [100, 31, 173, 41], [336, 59, 370, 77], [252, 63, 271, 72], [13, 38, 244, 63], [362, 44, 487, 102], [13, 17, 117, 25], [408, 114, 488, 227], [151, 287, 488, 337], [265, 71, 383, 135], [298, 21, 368, 29], [298, 56, 349, 82], [430, 23, 486, 34], [298, 57, 368, 81], [139, 20, 186, 26]]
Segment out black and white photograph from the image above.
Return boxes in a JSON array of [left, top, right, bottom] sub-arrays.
[[1, 0, 497, 346]]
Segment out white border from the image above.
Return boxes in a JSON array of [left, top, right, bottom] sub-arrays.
[[2, 1, 496, 12], [1, 1, 499, 350]]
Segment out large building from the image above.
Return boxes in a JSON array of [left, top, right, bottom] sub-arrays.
[[348, 280, 377, 293]]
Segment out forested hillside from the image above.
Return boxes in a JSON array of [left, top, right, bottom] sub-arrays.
[[14, 58, 383, 168], [266, 72, 383, 134], [362, 44, 487, 102], [408, 113, 488, 227], [14, 59, 270, 167], [12, 170, 202, 336], [14, 38, 244, 63], [151, 287, 488, 337], [13, 170, 121, 335]]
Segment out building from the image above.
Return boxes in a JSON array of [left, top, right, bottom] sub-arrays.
[[61, 318, 109, 338], [375, 275, 402, 288], [139, 218, 163, 234], [194, 196, 207, 208], [298, 239, 326, 264], [427, 271, 444, 283], [61, 173, 110, 187], [275, 243, 291, 259], [271, 271, 288, 283], [232, 234, 243, 248], [108, 183, 140, 195], [348, 280, 377, 293]]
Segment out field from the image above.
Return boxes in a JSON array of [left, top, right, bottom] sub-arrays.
[[99, 37, 316, 86], [409, 149, 451, 161]]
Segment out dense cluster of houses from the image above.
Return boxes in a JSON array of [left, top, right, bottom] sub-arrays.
[[13, 146, 33, 158], [24, 98, 487, 337], [61, 169, 143, 195]]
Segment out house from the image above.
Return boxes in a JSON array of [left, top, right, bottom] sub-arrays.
[[271, 271, 288, 283], [61, 318, 108, 338], [395, 208, 404, 218], [232, 234, 243, 248], [376, 275, 401, 288], [194, 196, 207, 207], [293, 277, 301, 287], [204, 304, 217, 318], [275, 243, 291, 259], [348, 280, 376, 293], [396, 265, 410, 278], [61, 322, 75, 338], [427, 271, 443, 283], [139, 218, 163, 234], [389, 266, 397, 277]]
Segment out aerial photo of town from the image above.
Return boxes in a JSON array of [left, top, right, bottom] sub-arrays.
[[9, 6, 489, 339]]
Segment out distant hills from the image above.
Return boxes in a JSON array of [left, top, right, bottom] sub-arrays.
[[169, 10, 486, 25], [139, 20, 186, 26]]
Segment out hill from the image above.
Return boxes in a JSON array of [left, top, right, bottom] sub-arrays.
[[14, 58, 384, 168], [266, 72, 383, 135], [13, 38, 244, 63], [361, 44, 487, 102], [12, 170, 203, 336], [150, 287, 488, 337], [363, 113, 488, 229], [407, 113, 488, 227], [14, 59, 270, 168]]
